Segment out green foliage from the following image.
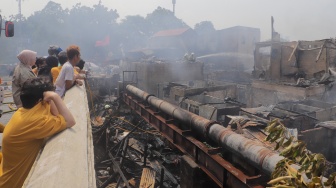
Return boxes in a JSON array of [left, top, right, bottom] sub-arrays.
[[265, 119, 336, 187], [0, 2, 190, 72], [145, 6, 187, 35]]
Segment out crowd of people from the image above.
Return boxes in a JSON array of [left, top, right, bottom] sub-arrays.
[[0, 44, 86, 187]]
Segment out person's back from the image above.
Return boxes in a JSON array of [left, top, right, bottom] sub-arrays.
[[0, 77, 76, 188], [12, 50, 37, 108], [51, 51, 67, 84], [0, 101, 63, 187], [55, 61, 73, 96]]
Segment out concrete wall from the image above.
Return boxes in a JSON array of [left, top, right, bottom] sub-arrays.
[[23, 84, 96, 188], [149, 29, 197, 53], [195, 31, 218, 55], [299, 127, 334, 161], [180, 95, 240, 122], [121, 61, 204, 95], [277, 100, 336, 123], [250, 80, 326, 107], [217, 26, 260, 55], [254, 40, 336, 82], [253, 42, 272, 79], [164, 81, 249, 109], [206, 85, 237, 100]]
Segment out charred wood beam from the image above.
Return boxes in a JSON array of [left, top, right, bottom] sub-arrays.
[[99, 173, 117, 188], [288, 41, 299, 62], [107, 151, 131, 188], [316, 40, 327, 62], [160, 168, 165, 188], [108, 119, 144, 153]]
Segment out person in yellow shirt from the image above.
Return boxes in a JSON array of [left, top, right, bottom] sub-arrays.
[[0, 77, 76, 188]]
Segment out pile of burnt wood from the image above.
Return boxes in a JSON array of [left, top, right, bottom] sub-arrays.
[[91, 99, 181, 188]]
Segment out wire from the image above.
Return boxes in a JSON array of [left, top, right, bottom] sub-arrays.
[[112, 116, 161, 136], [85, 79, 160, 136], [113, 126, 161, 136]]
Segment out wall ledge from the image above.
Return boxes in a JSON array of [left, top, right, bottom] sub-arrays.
[[23, 84, 96, 188]]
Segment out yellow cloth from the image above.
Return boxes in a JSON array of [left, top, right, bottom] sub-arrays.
[[51, 66, 62, 84], [0, 102, 66, 188], [32, 68, 38, 76], [0, 123, 5, 133], [51, 66, 78, 84]]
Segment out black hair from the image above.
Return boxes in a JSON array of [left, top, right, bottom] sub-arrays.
[[76, 59, 85, 70], [58, 56, 68, 65], [46, 56, 59, 68], [35, 57, 46, 69], [37, 56, 59, 83], [20, 77, 55, 109]]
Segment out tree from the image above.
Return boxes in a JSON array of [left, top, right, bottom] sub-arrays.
[[119, 15, 149, 50], [194, 21, 217, 55], [22, 1, 69, 55], [68, 2, 119, 60], [145, 7, 188, 35], [0, 2, 196, 68], [194, 21, 216, 36]]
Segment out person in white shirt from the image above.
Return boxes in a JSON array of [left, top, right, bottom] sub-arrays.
[[55, 45, 83, 97]]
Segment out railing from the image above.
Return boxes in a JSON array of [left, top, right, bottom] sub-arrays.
[[23, 84, 96, 188]]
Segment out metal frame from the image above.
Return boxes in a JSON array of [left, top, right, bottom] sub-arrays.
[[122, 71, 138, 89], [123, 92, 265, 188]]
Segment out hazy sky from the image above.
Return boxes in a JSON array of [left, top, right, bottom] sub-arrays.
[[1, 0, 336, 41]]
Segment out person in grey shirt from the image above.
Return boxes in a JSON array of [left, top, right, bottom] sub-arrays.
[[12, 50, 37, 108]]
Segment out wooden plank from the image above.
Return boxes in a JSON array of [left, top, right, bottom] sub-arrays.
[[288, 41, 299, 62], [139, 168, 156, 188]]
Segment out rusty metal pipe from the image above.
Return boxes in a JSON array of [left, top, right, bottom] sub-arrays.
[[126, 85, 208, 134], [147, 96, 209, 134], [125, 84, 150, 101], [208, 124, 284, 175], [125, 85, 283, 175]]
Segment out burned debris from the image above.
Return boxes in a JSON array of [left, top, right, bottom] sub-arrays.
[[91, 98, 184, 188], [83, 15, 336, 187], [253, 39, 336, 86]]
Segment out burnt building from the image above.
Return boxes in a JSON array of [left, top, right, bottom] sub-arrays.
[[149, 28, 197, 59], [217, 26, 261, 55], [253, 39, 336, 82], [120, 60, 204, 96], [197, 26, 261, 83]]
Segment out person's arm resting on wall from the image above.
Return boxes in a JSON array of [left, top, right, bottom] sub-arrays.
[[49, 100, 59, 116], [65, 79, 74, 90], [65, 79, 83, 90], [64, 66, 83, 90], [44, 91, 76, 128]]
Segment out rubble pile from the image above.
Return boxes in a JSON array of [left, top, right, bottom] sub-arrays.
[[90, 99, 182, 188]]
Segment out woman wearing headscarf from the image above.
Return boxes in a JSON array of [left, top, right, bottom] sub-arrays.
[[12, 50, 37, 108]]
